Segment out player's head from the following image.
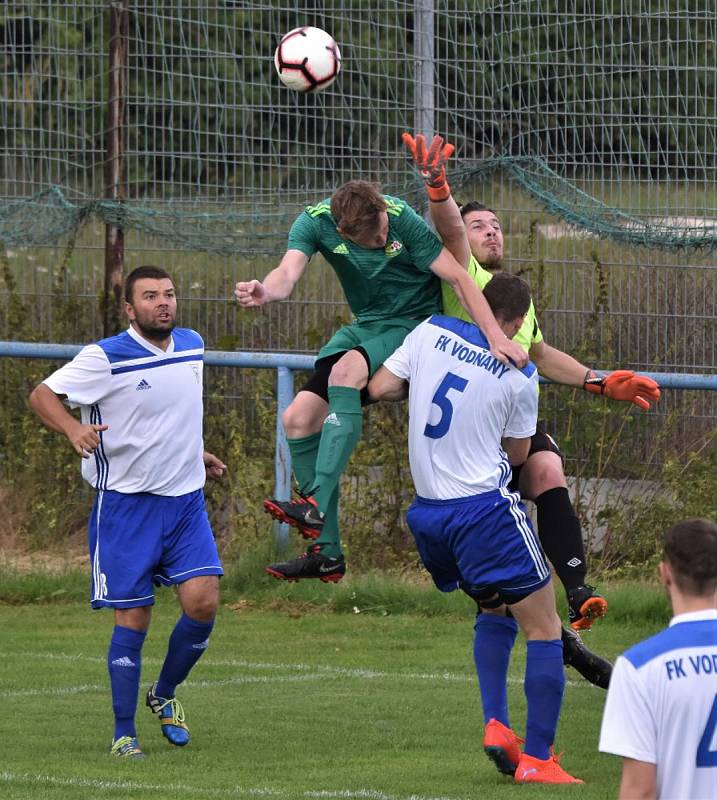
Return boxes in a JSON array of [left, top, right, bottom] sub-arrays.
[[460, 202, 503, 271], [332, 180, 389, 249], [481, 272, 531, 339], [660, 518, 717, 601], [124, 265, 177, 342]]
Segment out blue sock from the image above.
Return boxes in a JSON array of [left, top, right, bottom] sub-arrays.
[[473, 612, 519, 726], [155, 613, 214, 699], [108, 625, 146, 740], [524, 639, 565, 760]]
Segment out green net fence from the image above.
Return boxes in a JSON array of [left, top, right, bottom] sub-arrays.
[[2, 1, 717, 253]]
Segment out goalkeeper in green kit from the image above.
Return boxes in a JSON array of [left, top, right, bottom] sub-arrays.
[[234, 180, 527, 582]]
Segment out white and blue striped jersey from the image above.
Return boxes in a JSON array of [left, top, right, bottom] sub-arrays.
[[43, 325, 206, 496], [599, 609, 717, 800], [381, 315, 538, 500]]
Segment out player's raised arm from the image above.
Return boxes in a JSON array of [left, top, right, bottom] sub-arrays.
[[234, 248, 309, 307], [402, 132, 471, 268]]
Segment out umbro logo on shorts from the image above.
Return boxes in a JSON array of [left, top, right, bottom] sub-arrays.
[[136, 378, 152, 391]]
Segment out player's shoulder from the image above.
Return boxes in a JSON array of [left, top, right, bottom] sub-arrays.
[[172, 328, 204, 352], [302, 199, 333, 219], [622, 619, 717, 670], [382, 195, 410, 217], [96, 330, 147, 363]]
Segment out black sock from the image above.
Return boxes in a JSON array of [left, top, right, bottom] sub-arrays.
[[535, 486, 587, 594]]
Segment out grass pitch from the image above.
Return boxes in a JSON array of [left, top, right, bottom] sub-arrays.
[[0, 581, 663, 800]]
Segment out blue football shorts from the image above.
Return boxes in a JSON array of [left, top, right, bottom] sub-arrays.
[[88, 488, 224, 609], [406, 488, 551, 603]]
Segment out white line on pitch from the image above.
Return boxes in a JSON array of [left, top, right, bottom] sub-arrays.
[[0, 771, 470, 800], [8, 650, 592, 694]]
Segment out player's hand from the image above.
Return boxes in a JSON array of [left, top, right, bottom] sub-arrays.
[[234, 279, 268, 308], [402, 132, 455, 202], [490, 337, 528, 369], [68, 422, 108, 458], [203, 451, 227, 480], [584, 370, 661, 410]]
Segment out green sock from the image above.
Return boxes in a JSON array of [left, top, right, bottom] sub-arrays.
[[287, 433, 321, 496], [313, 386, 362, 557], [314, 486, 340, 558], [288, 433, 341, 558]]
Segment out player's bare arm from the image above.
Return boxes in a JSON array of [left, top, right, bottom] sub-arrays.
[[235, 249, 309, 307], [529, 340, 591, 386], [29, 383, 108, 458], [502, 435, 531, 466], [431, 249, 528, 368], [618, 758, 657, 800], [530, 342, 661, 410], [367, 365, 408, 402]]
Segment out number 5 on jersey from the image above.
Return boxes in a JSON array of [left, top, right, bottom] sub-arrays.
[[424, 372, 469, 440]]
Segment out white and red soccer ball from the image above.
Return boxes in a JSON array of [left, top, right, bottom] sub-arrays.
[[274, 26, 341, 93]]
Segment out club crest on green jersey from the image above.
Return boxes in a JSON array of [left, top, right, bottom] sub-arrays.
[[385, 239, 403, 256]]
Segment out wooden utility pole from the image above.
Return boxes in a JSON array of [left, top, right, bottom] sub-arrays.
[[103, 0, 129, 336]]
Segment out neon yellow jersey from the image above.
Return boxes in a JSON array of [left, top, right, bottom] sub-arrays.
[[441, 255, 543, 354]]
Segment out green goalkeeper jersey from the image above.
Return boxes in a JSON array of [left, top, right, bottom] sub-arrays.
[[287, 196, 444, 323], [441, 255, 543, 353]]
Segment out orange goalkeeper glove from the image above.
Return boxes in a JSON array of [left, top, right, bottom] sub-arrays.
[[583, 369, 661, 410], [402, 132, 455, 202]]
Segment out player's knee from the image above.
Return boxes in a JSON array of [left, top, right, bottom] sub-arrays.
[[521, 452, 566, 496], [186, 595, 218, 622], [522, 611, 562, 642], [327, 352, 368, 389], [282, 398, 320, 437]]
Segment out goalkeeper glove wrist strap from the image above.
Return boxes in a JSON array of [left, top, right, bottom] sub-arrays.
[[427, 182, 451, 202], [583, 369, 605, 396]]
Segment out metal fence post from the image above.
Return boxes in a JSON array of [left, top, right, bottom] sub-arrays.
[[414, 0, 435, 138]]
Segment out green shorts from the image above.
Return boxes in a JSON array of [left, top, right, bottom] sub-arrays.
[[318, 317, 424, 376]]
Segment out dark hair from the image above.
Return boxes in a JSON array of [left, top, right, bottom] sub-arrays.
[[459, 201, 498, 219], [124, 265, 174, 303], [663, 518, 717, 597], [481, 272, 531, 321], [331, 180, 387, 237]]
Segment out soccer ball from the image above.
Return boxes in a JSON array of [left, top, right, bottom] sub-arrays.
[[274, 27, 341, 93]]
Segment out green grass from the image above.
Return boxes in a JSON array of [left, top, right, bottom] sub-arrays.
[[0, 578, 668, 800]]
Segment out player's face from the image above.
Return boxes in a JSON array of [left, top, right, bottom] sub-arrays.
[[125, 278, 177, 342], [463, 209, 504, 270], [342, 211, 389, 249]]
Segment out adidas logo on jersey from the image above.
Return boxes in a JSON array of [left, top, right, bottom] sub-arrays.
[[111, 656, 136, 668], [324, 412, 341, 426], [333, 243, 349, 254], [136, 378, 152, 391]]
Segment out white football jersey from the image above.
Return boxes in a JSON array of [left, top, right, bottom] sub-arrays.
[[382, 315, 538, 499], [43, 325, 206, 496], [599, 609, 717, 800]]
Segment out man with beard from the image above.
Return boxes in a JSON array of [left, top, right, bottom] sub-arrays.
[[29, 265, 225, 759]]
